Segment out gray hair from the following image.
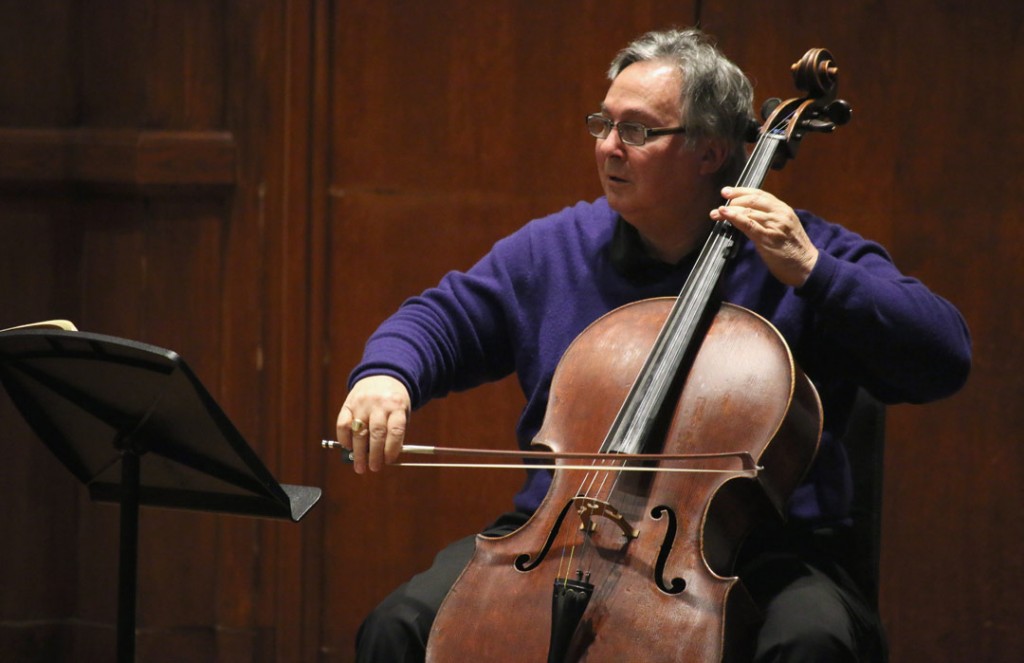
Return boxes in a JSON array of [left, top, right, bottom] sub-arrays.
[[609, 28, 754, 183]]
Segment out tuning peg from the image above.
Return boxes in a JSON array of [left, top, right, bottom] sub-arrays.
[[760, 97, 782, 121], [805, 119, 836, 133], [826, 99, 852, 126], [745, 116, 762, 143]]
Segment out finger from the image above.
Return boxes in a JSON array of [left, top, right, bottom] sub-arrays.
[[351, 416, 370, 438], [721, 186, 758, 205], [336, 405, 354, 450], [366, 409, 389, 472], [721, 187, 781, 217], [715, 204, 760, 235], [348, 422, 369, 475], [338, 406, 371, 474], [383, 408, 408, 465]]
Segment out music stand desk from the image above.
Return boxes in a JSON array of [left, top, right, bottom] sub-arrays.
[[0, 328, 321, 662]]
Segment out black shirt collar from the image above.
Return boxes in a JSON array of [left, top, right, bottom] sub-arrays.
[[608, 216, 698, 284]]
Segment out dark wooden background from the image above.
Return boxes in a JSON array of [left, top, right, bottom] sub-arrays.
[[1, 1, 1019, 661]]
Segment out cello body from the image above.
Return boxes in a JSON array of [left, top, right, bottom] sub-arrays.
[[426, 300, 821, 662]]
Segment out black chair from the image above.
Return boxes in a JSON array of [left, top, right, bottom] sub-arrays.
[[836, 388, 887, 609]]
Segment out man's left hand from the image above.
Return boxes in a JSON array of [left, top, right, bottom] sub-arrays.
[[711, 186, 819, 287]]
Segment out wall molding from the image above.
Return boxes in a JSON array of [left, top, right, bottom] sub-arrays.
[[0, 128, 236, 191]]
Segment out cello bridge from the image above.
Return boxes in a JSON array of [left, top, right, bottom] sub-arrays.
[[572, 497, 639, 540]]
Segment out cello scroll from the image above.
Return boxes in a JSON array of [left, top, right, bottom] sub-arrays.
[[759, 48, 852, 169]]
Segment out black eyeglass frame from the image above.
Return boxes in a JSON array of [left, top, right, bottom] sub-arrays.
[[585, 113, 688, 146]]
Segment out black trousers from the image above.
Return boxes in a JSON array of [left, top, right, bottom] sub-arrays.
[[355, 513, 887, 662]]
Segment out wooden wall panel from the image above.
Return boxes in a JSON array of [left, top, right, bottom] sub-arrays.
[[700, 3, 1023, 662], [0, 1, 77, 126], [0, 0, 320, 661], [0, 202, 80, 660], [1, 1, 1020, 662]]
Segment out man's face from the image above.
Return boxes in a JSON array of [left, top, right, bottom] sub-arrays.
[[594, 60, 712, 233]]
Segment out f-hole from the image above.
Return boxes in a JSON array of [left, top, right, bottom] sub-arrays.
[[651, 505, 686, 594]]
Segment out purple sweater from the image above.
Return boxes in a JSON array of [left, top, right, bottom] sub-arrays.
[[351, 197, 971, 524]]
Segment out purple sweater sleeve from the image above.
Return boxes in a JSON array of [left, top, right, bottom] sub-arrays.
[[793, 219, 972, 404], [348, 232, 527, 409]]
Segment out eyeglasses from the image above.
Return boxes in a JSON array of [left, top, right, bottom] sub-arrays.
[[585, 113, 687, 146]]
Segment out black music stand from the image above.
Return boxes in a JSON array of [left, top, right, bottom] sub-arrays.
[[0, 327, 321, 663]]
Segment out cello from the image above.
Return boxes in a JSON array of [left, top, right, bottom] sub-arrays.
[[417, 48, 852, 662]]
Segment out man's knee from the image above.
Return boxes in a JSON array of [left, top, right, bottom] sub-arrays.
[[757, 616, 858, 663], [755, 569, 864, 662], [356, 592, 435, 663]]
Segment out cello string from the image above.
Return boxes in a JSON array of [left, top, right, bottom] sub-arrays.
[[561, 452, 638, 585], [556, 471, 596, 582], [557, 457, 626, 583], [586, 114, 789, 574], [502, 121, 777, 574]]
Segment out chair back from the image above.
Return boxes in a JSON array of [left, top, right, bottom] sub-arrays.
[[839, 388, 887, 608]]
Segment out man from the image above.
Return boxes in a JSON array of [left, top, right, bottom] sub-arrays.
[[336, 28, 971, 662]]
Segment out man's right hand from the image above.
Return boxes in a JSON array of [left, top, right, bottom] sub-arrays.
[[336, 375, 411, 474]]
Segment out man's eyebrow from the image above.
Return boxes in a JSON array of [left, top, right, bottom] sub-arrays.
[[598, 102, 660, 123]]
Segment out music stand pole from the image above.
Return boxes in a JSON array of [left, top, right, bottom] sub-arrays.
[[117, 449, 140, 663]]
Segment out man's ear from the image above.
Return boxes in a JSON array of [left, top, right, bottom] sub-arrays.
[[697, 138, 731, 177]]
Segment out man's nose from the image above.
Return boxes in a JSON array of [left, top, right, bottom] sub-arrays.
[[596, 127, 626, 156]]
